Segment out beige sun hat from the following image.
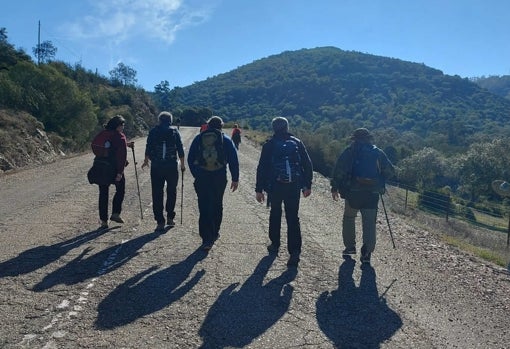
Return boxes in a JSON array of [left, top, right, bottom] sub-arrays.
[[491, 180, 510, 197]]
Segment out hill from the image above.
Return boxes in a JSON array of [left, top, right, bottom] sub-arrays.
[[174, 47, 510, 148]]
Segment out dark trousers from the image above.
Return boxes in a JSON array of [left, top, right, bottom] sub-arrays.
[[151, 163, 179, 224], [268, 182, 302, 255], [99, 177, 125, 221], [193, 173, 227, 244]]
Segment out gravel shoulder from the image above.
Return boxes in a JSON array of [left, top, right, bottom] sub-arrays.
[[0, 126, 509, 349]]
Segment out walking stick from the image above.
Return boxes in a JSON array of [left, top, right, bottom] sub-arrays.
[[180, 168, 184, 224], [131, 147, 143, 220], [380, 194, 395, 248]]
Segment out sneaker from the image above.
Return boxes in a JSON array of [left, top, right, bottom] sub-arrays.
[[155, 223, 165, 232], [287, 254, 300, 267], [267, 244, 279, 254], [342, 247, 356, 256], [110, 214, 124, 223], [360, 252, 371, 264], [167, 219, 175, 227]]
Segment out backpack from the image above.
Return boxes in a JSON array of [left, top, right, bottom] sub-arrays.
[[351, 143, 383, 188], [271, 137, 302, 183], [194, 128, 225, 171], [149, 126, 178, 164], [91, 130, 114, 158]]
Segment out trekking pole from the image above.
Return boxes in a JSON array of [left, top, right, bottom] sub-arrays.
[[380, 194, 395, 248], [180, 167, 184, 225], [131, 147, 144, 220]]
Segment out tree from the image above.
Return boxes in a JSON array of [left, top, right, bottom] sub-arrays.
[[154, 80, 171, 110], [32, 40, 57, 64], [109, 62, 137, 87]]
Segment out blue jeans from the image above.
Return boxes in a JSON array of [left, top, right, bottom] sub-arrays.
[[193, 173, 227, 244], [150, 163, 179, 224], [268, 182, 302, 255], [99, 176, 125, 222]]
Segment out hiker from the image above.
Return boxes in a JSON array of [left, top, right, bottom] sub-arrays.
[[255, 117, 313, 267], [231, 123, 242, 150], [187, 116, 239, 251], [330, 128, 395, 264], [96, 115, 134, 228], [141, 111, 186, 232]]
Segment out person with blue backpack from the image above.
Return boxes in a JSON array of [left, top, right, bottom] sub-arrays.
[[188, 116, 239, 251], [330, 128, 395, 264], [255, 117, 313, 267], [142, 111, 186, 232]]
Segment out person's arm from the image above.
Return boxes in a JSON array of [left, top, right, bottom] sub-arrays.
[[224, 136, 239, 191], [142, 129, 154, 169], [298, 140, 313, 196], [187, 136, 199, 178], [175, 131, 186, 171]]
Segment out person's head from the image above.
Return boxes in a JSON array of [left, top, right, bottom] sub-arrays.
[[105, 115, 126, 131], [158, 111, 173, 125], [350, 128, 373, 143], [272, 117, 289, 134], [234, 123, 239, 128], [207, 116, 224, 130]]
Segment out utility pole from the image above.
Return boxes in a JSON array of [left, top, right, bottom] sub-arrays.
[[37, 20, 41, 65]]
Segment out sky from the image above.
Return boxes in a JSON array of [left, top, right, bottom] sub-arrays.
[[2, 0, 509, 91]]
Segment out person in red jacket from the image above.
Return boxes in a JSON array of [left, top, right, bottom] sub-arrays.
[[231, 123, 242, 150], [98, 115, 134, 228]]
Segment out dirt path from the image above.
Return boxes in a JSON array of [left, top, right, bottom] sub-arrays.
[[1, 126, 509, 348]]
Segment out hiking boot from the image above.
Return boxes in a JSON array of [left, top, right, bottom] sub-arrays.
[[287, 254, 300, 267], [267, 244, 279, 254], [342, 247, 356, 257], [167, 219, 175, 227], [155, 223, 165, 232], [110, 214, 124, 223], [99, 220, 108, 229]]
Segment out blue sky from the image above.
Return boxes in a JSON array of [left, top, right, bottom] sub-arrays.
[[2, 0, 509, 91]]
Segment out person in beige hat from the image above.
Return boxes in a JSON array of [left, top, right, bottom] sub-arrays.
[[330, 128, 395, 264]]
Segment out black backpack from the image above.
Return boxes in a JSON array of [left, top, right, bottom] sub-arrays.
[[194, 128, 225, 171], [271, 136, 302, 183], [149, 126, 178, 164]]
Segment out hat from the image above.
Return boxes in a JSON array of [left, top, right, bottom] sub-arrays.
[[492, 180, 510, 197], [351, 128, 373, 141], [272, 117, 289, 133], [158, 111, 173, 123], [208, 116, 224, 130]]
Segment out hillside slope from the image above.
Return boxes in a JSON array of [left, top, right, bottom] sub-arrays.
[[0, 127, 509, 348], [175, 47, 510, 144]]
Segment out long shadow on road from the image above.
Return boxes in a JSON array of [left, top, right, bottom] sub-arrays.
[[0, 226, 117, 278], [95, 247, 206, 329], [198, 254, 297, 349], [32, 229, 164, 291], [316, 257, 402, 348]]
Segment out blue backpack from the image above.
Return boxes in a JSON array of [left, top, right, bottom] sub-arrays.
[[351, 143, 383, 188], [271, 137, 302, 183]]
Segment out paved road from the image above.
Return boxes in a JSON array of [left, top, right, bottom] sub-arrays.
[[1, 126, 509, 348]]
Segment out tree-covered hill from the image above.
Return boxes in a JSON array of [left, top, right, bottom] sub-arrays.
[[472, 75, 510, 100], [174, 47, 510, 149]]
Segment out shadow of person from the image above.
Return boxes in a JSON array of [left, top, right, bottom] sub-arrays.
[[316, 257, 402, 348], [95, 247, 207, 329], [32, 229, 162, 291], [198, 254, 297, 349], [0, 226, 118, 278]]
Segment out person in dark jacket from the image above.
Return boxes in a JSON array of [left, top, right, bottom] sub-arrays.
[[330, 128, 395, 264], [187, 116, 239, 251], [142, 111, 186, 231], [98, 115, 134, 228], [255, 117, 313, 267]]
